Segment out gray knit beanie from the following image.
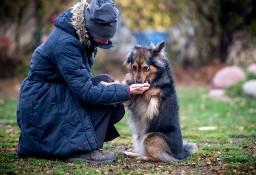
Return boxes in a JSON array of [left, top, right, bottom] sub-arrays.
[[85, 0, 119, 39]]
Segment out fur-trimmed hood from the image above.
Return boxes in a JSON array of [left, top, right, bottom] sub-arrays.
[[54, 0, 91, 47]]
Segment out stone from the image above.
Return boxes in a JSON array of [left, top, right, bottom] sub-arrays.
[[212, 66, 246, 89], [198, 126, 217, 131], [208, 89, 225, 98], [243, 80, 256, 98], [247, 64, 256, 76]]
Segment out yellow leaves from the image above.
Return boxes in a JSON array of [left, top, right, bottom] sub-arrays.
[[118, 0, 129, 7], [115, 0, 172, 31]]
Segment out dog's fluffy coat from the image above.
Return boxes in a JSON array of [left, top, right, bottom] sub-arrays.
[[124, 41, 197, 162]]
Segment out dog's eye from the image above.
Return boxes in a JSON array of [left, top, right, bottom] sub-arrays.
[[132, 65, 137, 71], [143, 66, 149, 72]]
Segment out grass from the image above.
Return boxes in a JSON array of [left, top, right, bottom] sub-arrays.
[[0, 87, 255, 174]]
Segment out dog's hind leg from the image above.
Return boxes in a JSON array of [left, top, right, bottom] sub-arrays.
[[123, 151, 156, 162], [136, 155, 156, 162], [143, 133, 178, 162], [123, 151, 140, 158]]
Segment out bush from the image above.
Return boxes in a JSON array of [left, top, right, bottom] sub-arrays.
[[225, 80, 245, 97], [225, 72, 256, 97]]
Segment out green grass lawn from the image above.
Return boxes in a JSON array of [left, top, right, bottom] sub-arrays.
[[0, 87, 255, 174]]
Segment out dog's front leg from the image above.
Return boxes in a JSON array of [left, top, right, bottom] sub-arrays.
[[143, 88, 160, 102]]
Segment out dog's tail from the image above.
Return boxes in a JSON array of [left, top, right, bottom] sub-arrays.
[[182, 141, 197, 159], [152, 141, 197, 162], [158, 151, 178, 162]]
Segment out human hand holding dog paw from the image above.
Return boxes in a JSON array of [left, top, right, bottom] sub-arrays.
[[129, 83, 150, 94]]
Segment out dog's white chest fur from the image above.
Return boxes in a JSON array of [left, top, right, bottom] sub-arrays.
[[144, 97, 159, 120], [128, 97, 159, 135]]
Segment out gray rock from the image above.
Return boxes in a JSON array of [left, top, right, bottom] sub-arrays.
[[208, 89, 225, 98], [212, 66, 246, 89], [247, 64, 256, 76], [243, 80, 256, 98]]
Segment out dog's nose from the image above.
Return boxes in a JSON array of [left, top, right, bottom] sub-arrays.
[[136, 79, 142, 83]]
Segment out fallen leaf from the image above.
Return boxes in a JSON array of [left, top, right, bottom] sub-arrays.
[[199, 126, 217, 131]]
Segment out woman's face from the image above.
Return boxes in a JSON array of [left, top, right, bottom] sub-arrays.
[[93, 38, 109, 44]]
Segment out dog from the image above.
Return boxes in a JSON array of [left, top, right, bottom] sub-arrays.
[[123, 41, 197, 162]]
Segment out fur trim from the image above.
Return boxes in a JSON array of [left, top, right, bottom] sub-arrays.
[[71, 0, 91, 47]]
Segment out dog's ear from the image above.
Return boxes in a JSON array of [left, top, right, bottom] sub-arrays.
[[124, 49, 135, 71], [151, 41, 165, 56], [124, 49, 134, 65]]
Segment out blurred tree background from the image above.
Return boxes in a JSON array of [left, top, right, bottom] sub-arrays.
[[0, 0, 71, 78], [0, 0, 256, 79], [116, 0, 256, 67]]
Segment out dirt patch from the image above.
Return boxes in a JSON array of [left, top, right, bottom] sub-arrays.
[[174, 60, 226, 87], [0, 76, 23, 98]]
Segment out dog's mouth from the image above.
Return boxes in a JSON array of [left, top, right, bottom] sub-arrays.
[[134, 78, 151, 84]]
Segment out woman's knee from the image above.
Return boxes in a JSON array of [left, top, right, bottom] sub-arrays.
[[110, 104, 125, 124], [99, 74, 114, 83], [91, 74, 114, 85]]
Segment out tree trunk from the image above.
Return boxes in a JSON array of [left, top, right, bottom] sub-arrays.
[[219, 31, 233, 63]]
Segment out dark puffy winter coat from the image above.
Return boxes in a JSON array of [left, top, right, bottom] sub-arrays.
[[16, 2, 129, 159]]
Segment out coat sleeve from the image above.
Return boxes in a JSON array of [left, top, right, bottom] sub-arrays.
[[52, 38, 130, 105]]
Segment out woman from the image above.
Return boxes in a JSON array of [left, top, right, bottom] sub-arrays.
[[16, 0, 149, 163]]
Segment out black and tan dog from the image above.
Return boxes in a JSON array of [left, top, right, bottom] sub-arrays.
[[123, 41, 197, 162]]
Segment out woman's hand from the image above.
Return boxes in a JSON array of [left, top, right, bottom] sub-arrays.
[[129, 83, 150, 95]]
